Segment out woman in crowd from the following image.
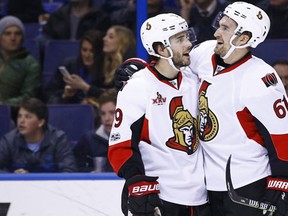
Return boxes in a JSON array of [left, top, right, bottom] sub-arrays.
[[102, 25, 136, 88], [45, 30, 107, 104]]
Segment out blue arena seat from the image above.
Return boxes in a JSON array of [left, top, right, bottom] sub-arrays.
[[47, 104, 95, 147], [24, 23, 40, 39], [23, 39, 41, 62], [252, 39, 288, 65], [43, 40, 80, 75], [42, 73, 53, 87], [0, 105, 13, 139], [43, 2, 63, 13]]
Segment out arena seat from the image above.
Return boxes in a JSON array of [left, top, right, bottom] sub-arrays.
[[252, 39, 288, 65], [24, 23, 40, 39], [47, 104, 95, 147], [42, 40, 80, 75], [0, 105, 13, 139], [23, 39, 41, 62]]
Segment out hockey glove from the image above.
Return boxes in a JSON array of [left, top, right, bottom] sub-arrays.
[[122, 175, 163, 216], [114, 58, 148, 91], [263, 177, 288, 216]]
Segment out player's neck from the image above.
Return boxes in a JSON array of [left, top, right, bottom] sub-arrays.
[[155, 60, 178, 79], [224, 48, 249, 65]]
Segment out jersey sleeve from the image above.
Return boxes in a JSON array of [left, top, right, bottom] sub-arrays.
[[189, 40, 217, 80], [242, 67, 288, 177], [108, 76, 147, 180]]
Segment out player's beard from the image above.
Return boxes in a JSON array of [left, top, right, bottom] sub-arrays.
[[172, 52, 190, 68]]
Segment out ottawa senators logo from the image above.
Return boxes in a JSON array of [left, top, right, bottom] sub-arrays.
[[262, 73, 278, 87], [166, 96, 199, 155], [257, 11, 263, 20], [197, 81, 219, 141], [146, 22, 151, 30]]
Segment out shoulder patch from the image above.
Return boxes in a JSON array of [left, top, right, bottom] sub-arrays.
[[261, 73, 278, 87]]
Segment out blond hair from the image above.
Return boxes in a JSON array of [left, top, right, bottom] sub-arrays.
[[103, 25, 136, 85]]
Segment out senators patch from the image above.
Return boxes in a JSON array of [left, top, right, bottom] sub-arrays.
[[198, 81, 219, 141], [166, 96, 199, 155], [262, 73, 278, 87]]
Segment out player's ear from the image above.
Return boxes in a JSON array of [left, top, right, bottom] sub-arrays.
[[153, 42, 165, 55], [153, 42, 167, 57], [239, 31, 252, 46]]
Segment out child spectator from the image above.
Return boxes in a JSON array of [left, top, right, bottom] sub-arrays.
[[73, 90, 116, 172], [0, 98, 77, 173]]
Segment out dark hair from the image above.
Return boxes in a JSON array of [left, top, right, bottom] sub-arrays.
[[98, 90, 117, 108], [79, 30, 104, 73], [19, 98, 48, 129], [272, 59, 288, 67]]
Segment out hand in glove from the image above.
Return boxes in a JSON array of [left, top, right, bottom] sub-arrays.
[[114, 58, 148, 91], [263, 177, 288, 216], [121, 175, 163, 216]]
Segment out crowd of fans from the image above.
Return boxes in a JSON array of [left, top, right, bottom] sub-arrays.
[[0, 0, 287, 173]]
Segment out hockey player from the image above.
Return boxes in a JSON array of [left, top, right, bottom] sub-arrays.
[[114, 2, 288, 216], [108, 13, 211, 216], [189, 2, 288, 215]]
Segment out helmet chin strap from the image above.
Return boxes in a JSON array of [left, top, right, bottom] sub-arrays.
[[152, 46, 180, 71], [161, 47, 179, 72], [221, 34, 251, 60]]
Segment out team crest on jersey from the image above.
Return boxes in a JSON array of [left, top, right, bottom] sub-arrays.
[[262, 73, 278, 87], [197, 81, 219, 141], [152, 92, 166, 105], [165, 96, 199, 155]]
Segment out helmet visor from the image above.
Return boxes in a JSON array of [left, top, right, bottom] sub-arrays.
[[212, 11, 224, 30], [187, 27, 197, 44]]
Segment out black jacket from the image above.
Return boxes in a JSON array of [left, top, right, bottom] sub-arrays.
[[43, 4, 110, 40], [0, 125, 77, 173]]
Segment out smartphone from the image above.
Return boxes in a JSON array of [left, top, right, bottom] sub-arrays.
[[58, 66, 71, 77]]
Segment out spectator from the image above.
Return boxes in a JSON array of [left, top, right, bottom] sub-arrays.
[[103, 0, 179, 34], [0, 98, 77, 173], [6, 0, 46, 23], [0, 16, 42, 106], [179, 0, 227, 44], [73, 90, 116, 172], [266, 0, 288, 39], [41, 0, 110, 41], [45, 30, 107, 104], [102, 25, 136, 88], [272, 59, 288, 95]]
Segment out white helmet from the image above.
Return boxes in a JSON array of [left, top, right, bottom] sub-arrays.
[[223, 1, 270, 48], [140, 13, 196, 58]]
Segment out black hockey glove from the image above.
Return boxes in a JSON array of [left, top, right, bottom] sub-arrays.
[[114, 58, 148, 91], [263, 177, 288, 216], [121, 175, 163, 216]]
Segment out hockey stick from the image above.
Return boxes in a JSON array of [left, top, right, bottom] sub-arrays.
[[225, 155, 277, 213]]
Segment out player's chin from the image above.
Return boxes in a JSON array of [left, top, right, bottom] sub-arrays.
[[183, 54, 190, 65], [182, 56, 191, 66]]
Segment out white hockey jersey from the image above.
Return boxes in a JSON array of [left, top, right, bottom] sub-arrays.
[[109, 66, 208, 206], [189, 40, 288, 191]]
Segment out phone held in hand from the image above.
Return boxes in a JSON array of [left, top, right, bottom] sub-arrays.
[[58, 66, 71, 78]]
